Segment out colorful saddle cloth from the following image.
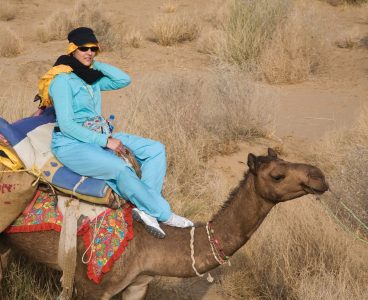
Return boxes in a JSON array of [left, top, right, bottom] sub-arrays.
[[6, 190, 134, 284], [0, 109, 111, 204]]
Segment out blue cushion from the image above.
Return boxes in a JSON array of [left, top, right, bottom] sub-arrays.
[[0, 109, 110, 200]]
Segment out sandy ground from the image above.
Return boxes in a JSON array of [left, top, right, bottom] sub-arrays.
[[0, 0, 367, 299]]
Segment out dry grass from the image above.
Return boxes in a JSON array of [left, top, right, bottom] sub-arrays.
[[197, 29, 226, 55], [37, 11, 74, 43], [106, 71, 273, 217], [151, 14, 200, 46], [324, 0, 368, 5], [145, 103, 368, 299], [217, 200, 368, 299], [215, 107, 368, 297], [37, 0, 118, 51], [308, 107, 368, 233], [203, 0, 328, 83], [0, 27, 22, 57], [124, 29, 143, 48], [210, 0, 292, 70], [1, 256, 61, 300], [0, 89, 35, 121], [0, 0, 16, 21], [259, 3, 328, 84], [335, 27, 361, 49], [161, 1, 177, 13], [210, 104, 368, 299]]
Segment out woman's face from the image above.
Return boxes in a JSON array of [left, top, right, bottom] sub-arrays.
[[73, 47, 96, 67]]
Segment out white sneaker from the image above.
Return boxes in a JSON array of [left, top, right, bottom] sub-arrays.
[[163, 213, 194, 228], [132, 208, 166, 239]]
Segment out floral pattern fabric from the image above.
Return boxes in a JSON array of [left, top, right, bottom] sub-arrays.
[[7, 190, 134, 284]]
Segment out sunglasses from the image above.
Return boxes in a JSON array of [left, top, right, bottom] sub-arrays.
[[78, 46, 99, 52]]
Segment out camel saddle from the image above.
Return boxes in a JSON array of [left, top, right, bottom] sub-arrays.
[[0, 109, 140, 231]]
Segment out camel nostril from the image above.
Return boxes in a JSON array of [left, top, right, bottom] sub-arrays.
[[308, 168, 324, 180]]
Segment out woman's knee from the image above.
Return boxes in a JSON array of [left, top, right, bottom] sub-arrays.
[[116, 164, 136, 178], [151, 141, 165, 157]]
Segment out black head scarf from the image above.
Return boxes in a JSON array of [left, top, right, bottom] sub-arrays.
[[53, 55, 103, 85]]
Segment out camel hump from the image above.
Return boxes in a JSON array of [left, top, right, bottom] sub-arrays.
[[0, 164, 37, 232]]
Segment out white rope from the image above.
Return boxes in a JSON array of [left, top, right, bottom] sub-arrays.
[[81, 208, 107, 264], [205, 224, 223, 265], [190, 227, 204, 277], [190, 227, 214, 283]]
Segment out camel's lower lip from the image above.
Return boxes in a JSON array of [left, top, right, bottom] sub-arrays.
[[302, 184, 326, 195]]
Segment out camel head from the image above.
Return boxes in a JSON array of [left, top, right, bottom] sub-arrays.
[[247, 148, 328, 203]]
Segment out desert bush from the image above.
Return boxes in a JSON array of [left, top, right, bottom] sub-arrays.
[[211, 0, 292, 69], [204, 0, 328, 83], [37, 11, 74, 43], [259, 4, 328, 84], [37, 0, 118, 51], [0, 27, 22, 57], [0, 0, 16, 21], [124, 29, 143, 48], [324, 0, 368, 5], [151, 14, 200, 46]]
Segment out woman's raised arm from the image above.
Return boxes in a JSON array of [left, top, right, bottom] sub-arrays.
[[93, 61, 131, 91]]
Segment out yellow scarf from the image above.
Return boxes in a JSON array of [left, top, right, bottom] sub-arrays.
[[37, 42, 100, 108]]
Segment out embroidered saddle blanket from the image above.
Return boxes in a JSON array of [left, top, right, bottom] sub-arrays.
[[0, 108, 112, 204], [6, 190, 134, 283]]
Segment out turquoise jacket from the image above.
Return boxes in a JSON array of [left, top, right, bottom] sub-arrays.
[[49, 61, 131, 149]]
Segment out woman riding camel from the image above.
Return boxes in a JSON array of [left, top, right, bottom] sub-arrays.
[[41, 27, 193, 238]]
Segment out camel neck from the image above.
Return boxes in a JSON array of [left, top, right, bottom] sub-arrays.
[[192, 173, 275, 273], [213, 174, 274, 254]]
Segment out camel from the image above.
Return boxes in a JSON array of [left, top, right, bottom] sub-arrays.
[[0, 148, 328, 299]]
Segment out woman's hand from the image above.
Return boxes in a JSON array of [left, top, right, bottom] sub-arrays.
[[106, 137, 128, 155], [0, 134, 9, 146], [32, 108, 45, 117]]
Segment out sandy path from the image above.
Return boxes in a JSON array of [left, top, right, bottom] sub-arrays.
[[274, 3, 368, 141]]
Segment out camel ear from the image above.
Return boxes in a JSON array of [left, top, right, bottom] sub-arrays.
[[268, 148, 277, 159], [247, 153, 257, 175]]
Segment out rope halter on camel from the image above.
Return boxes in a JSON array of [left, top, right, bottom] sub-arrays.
[[190, 223, 231, 283]]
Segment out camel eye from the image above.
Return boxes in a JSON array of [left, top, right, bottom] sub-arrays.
[[271, 174, 285, 182]]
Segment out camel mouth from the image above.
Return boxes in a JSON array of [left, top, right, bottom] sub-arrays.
[[301, 184, 327, 195]]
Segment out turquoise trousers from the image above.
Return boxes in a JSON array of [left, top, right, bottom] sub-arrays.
[[52, 132, 172, 221]]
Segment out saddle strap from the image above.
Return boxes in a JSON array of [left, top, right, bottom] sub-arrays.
[[58, 198, 79, 300]]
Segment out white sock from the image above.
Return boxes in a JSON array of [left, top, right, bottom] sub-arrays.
[[163, 213, 194, 228]]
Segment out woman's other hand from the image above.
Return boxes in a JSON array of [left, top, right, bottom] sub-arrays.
[[32, 108, 45, 117], [106, 137, 128, 155], [0, 134, 9, 146]]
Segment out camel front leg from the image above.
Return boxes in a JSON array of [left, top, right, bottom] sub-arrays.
[[121, 275, 154, 300]]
